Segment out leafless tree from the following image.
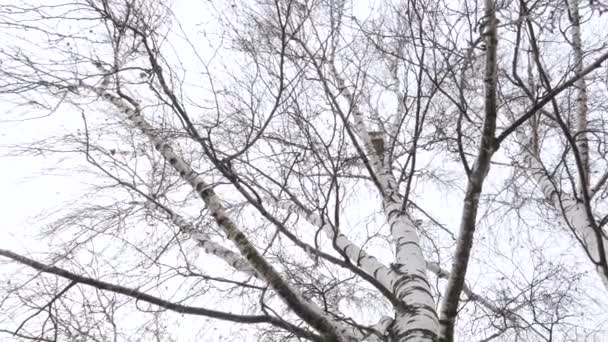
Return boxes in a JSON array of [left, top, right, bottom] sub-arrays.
[[0, 0, 607, 341]]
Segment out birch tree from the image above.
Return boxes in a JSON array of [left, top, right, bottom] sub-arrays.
[[0, 0, 607, 341]]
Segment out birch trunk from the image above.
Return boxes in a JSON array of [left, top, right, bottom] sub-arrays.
[[138, 201, 260, 278], [568, 0, 591, 194], [83, 84, 357, 342], [516, 0, 608, 291], [438, 1, 499, 340], [384, 196, 439, 342], [273, 200, 397, 295], [331, 76, 439, 342], [518, 131, 608, 289], [322, 57, 439, 341]]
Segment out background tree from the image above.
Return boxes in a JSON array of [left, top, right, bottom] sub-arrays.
[[0, 0, 607, 341]]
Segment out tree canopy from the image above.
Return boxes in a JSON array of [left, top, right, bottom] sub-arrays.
[[1, 0, 607, 341]]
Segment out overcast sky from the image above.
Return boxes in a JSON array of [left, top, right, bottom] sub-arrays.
[[1, 1, 608, 340]]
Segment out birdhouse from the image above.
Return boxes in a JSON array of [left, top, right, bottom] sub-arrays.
[[369, 131, 385, 158]]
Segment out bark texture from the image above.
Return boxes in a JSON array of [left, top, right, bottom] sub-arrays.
[[83, 84, 357, 342], [438, 1, 499, 340]]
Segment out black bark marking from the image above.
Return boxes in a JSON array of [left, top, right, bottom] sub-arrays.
[[397, 241, 419, 250]]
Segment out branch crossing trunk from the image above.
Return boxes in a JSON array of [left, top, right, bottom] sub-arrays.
[[82, 84, 358, 342]]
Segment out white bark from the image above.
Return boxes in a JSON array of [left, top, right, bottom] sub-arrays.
[[277, 198, 525, 338], [590, 170, 608, 198], [569, 0, 591, 193], [273, 199, 444, 340], [366, 316, 394, 342], [518, 131, 608, 289], [326, 59, 439, 342], [136, 201, 260, 278], [81, 83, 357, 342], [384, 200, 439, 342], [272, 199, 397, 292], [438, 1, 499, 340], [515, 2, 607, 289]]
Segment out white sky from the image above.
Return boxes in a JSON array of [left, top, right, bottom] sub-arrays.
[[1, 0, 607, 341]]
